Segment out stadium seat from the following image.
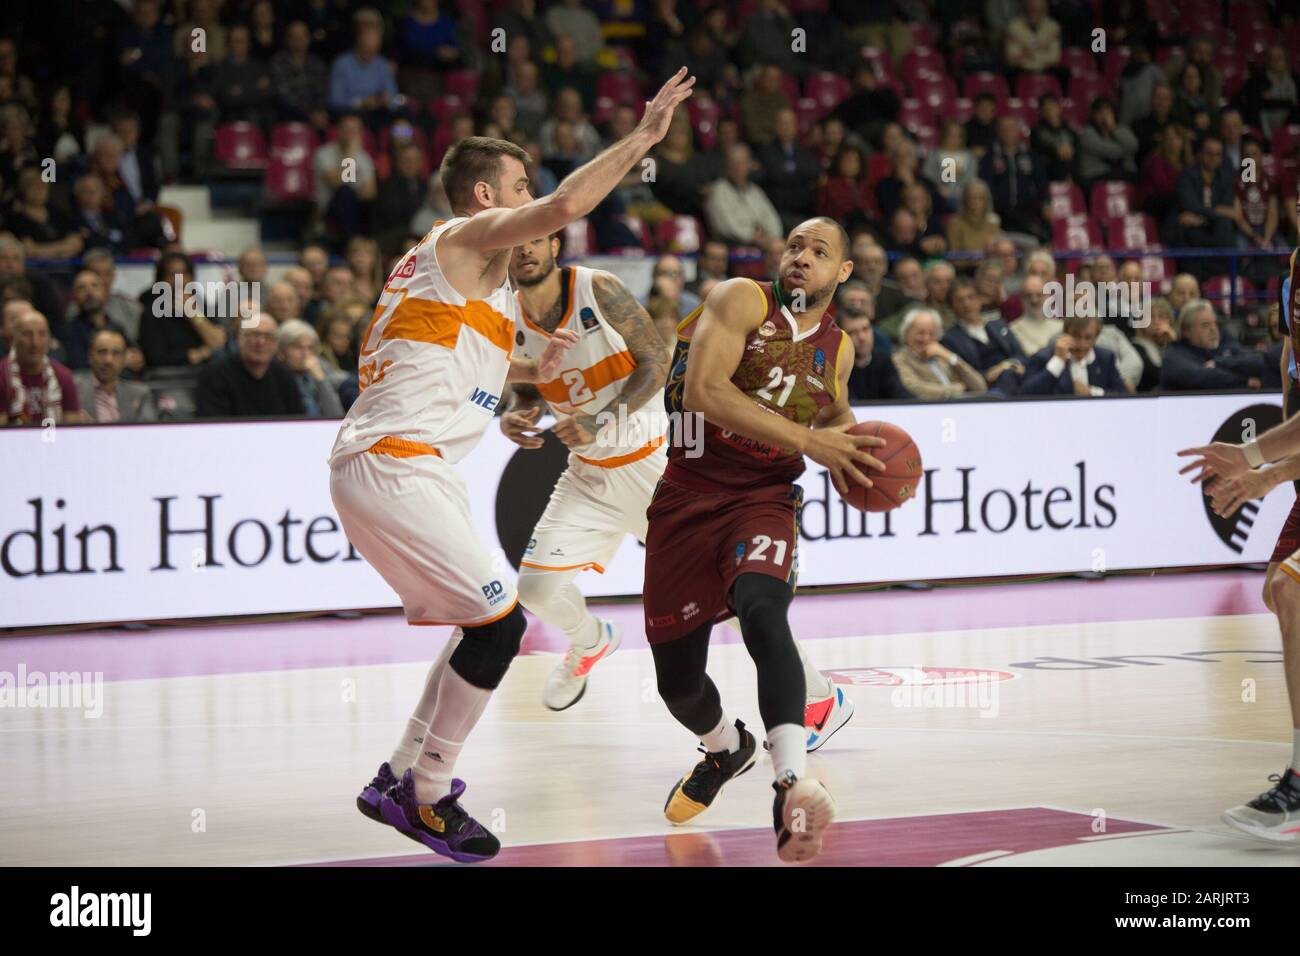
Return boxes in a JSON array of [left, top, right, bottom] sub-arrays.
[[911, 75, 958, 116], [426, 93, 465, 124], [1138, 255, 1177, 295], [655, 215, 702, 254], [1154, 45, 1183, 68], [1227, 1, 1268, 34], [899, 97, 932, 128], [1271, 125, 1300, 160], [561, 218, 597, 259], [1234, 26, 1271, 63], [687, 96, 721, 150], [1090, 180, 1136, 219], [795, 97, 823, 137], [1051, 214, 1102, 252], [1060, 48, 1099, 78], [1203, 275, 1255, 314], [1106, 213, 1159, 249], [1004, 97, 1037, 132], [1067, 74, 1106, 110], [1102, 46, 1132, 87], [264, 154, 314, 203], [900, 46, 946, 85], [1181, 0, 1221, 27], [962, 72, 1009, 107], [214, 122, 268, 170], [270, 122, 318, 161], [442, 69, 480, 103], [1060, 96, 1088, 128], [325, 123, 378, 156], [1015, 72, 1061, 104], [805, 72, 851, 113], [950, 97, 975, 124], [907, 21, 937, 48], [596, 72, 643, 105], [778, 74, 801, 107], [1048, 181, 1087, 220]]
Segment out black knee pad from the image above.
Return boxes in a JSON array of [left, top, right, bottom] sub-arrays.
[[450, 604, 527, 690]]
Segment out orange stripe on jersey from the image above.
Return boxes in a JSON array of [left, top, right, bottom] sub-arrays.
[[536, 349, 638, 403], [378, 298, 513, 352], [574, 435, 665, 468], [367, 436, 441, 458]]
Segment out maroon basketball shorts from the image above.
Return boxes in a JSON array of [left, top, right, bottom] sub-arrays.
[[1270, 492, 1300, 564], [642, 476, 802, 644]]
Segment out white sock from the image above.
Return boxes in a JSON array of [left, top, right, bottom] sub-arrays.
[[700, 714, 740, 754], [1292, 728, 1300, 771], [798, 642, 832, 699], [768, 723, 807, 782], [518, 569, 600, 648], [389, 629, 462, 775], [411, 664, 492, 803]]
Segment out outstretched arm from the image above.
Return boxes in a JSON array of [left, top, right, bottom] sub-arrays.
[[444, 69, 695, 254], [1179, 407, 1300, 484]]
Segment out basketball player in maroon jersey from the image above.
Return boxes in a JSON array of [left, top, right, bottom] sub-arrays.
[[644, 217, 884, 862]]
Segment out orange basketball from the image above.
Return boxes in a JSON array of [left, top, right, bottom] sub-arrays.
[[838, 421, 922, 513]]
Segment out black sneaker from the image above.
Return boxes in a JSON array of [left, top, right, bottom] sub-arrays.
[[1222, 768, 1300, 843], [379, 770, 502, 863], [663, 719, 757, 824], [772, 770, 835, 863], [356, 761, 399, 823]]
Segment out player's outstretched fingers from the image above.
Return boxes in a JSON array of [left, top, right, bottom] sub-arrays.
[[843, 463, 874, 491]]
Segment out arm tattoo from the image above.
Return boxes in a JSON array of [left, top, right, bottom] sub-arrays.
[[507, 382, 547, 413], [576, 271, 671, 433]]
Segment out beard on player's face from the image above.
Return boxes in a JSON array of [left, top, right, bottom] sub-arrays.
[[513, 251, 556, 288]]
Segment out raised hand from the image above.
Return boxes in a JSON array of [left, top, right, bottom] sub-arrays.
[[538, 328, 580, 381], [635, 67, 697, 145], [1177, 442, 1251, 485]]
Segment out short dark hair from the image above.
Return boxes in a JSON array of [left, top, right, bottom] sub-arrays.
[[800, 216, 851, 261], [440, 136, 531, 212], [90, 327, 126, 349]]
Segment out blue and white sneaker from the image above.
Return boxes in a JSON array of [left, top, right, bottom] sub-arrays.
[[804, 685, 854, 752]]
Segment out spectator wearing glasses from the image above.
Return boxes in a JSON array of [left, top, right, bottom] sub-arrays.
[[195, 312, 305, 418]]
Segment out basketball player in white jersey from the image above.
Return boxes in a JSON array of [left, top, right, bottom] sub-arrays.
[[502, 235, 855, 752], [503, 235, 672, 710], [330, 68, 696, 863]]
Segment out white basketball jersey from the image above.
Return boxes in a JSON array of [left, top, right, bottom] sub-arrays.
[[514, 265, 668, 466], [328, 217, 519, 467]]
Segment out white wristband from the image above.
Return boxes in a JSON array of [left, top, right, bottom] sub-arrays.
[[1243, 440, 1266, 468]]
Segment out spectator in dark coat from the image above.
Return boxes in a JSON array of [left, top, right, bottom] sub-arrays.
[[941, 279, 1027, 394], [1162, 135, 1241, 278], [1160, 298, 1266, 391], [756, 108, 822, 232], [979, 116, 1049, 241], [1023, 315, 1129, 395], [836, 282, 913, 401], [195, 313, 306, 418]]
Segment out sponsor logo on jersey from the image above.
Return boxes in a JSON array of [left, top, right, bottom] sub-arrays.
[[813, 347, 826, 376], [806, 375, 825, 390], [745, 341, 766, 351], [718, 428, 782, 461], [734, 542, 747, 566], [580, 306, 599, 332], [481, 580, 507, 605], [649, 614, 677, 628], [682, 601, 700, 620], [758, 320, 778, 337], [468, 387, 501, 413], [394, 255, 417, 280], [516, 330, 526, 346], [524, 537, 537, 555]]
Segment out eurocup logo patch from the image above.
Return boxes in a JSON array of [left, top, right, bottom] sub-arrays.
[[812, 347, 826, 376], [759, 320, 778, 337], [580, 307, 599, 332], [1203, 403, 1283, 553], [734, 542, 747, 566]]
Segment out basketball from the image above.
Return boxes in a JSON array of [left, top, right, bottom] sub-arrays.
[[838, 421, 922, 513]]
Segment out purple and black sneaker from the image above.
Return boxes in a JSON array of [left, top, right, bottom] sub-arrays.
[[357, 762, 400, 823], [379, 769, 501, 863]]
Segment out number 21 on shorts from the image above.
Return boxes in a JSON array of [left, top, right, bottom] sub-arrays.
[[746, 534, 788, 564]]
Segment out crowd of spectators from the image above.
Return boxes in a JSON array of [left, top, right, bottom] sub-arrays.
[[0, 0, 1298, 425]]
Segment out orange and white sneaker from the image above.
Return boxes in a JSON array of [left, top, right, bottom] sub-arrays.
[[804, 685, 854, 752], [543, 619, 621, 711]]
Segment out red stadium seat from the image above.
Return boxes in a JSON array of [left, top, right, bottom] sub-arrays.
[[1181, 0, 1221, 28], [325, 123, 378, 156], [561, 218, 597, 259], [1059, 96, 1088, 128], [264, 155, 313, 203], [861, 46, 893, 82], [597, 72, 643, 105], [1004, 97, 1037, 132], [1227, 1, 1268, 34], [426, 93, 465, 124], [777, 74, 800, 107], [900, 46, 945, 85], [1106, 213, 1159, 249], [214, 122, 268, 170], [911, 75, 957, 116], [1091, 181, 1136, 219], [899, 97, 932, 128], [655, 215, 702, 254], [805, 72, 851, 113], [1015, 72, 1061, 104], [908, 22, 937, 48], [1060, 48, 1099, 78], [1202, 275, 1255, 314], [1138, 255, 1176, 294], [1154, 45, 1183, 68], [1219, 60, 1248, 101], [1048, 181, 1087, 219], [1235, 26, 1272, 63], [687, 96, 721, 150], [950, 97, 974, 124], [730, 246, 767, 279], [1068, 74, 1107, 110], [794, 97, 822, 138], [1052, 214, 1102, 252], [442, 69, 480, 103], [1102, 46, 1132, 87], [962, 72, 1009, 107], [1273, 125, 1300, 160], [270, 122, 318, 161]]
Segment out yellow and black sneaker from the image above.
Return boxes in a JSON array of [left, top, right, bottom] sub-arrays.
[[664, 719, 757, 825]]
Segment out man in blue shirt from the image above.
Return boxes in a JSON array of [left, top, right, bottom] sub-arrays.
[[329, 9, 400, 123]]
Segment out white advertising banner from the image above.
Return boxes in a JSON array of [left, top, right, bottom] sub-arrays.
[[0, 393, 1288, 629]]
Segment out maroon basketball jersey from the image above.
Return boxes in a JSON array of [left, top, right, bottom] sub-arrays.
[[662, 279, 847, 492]]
